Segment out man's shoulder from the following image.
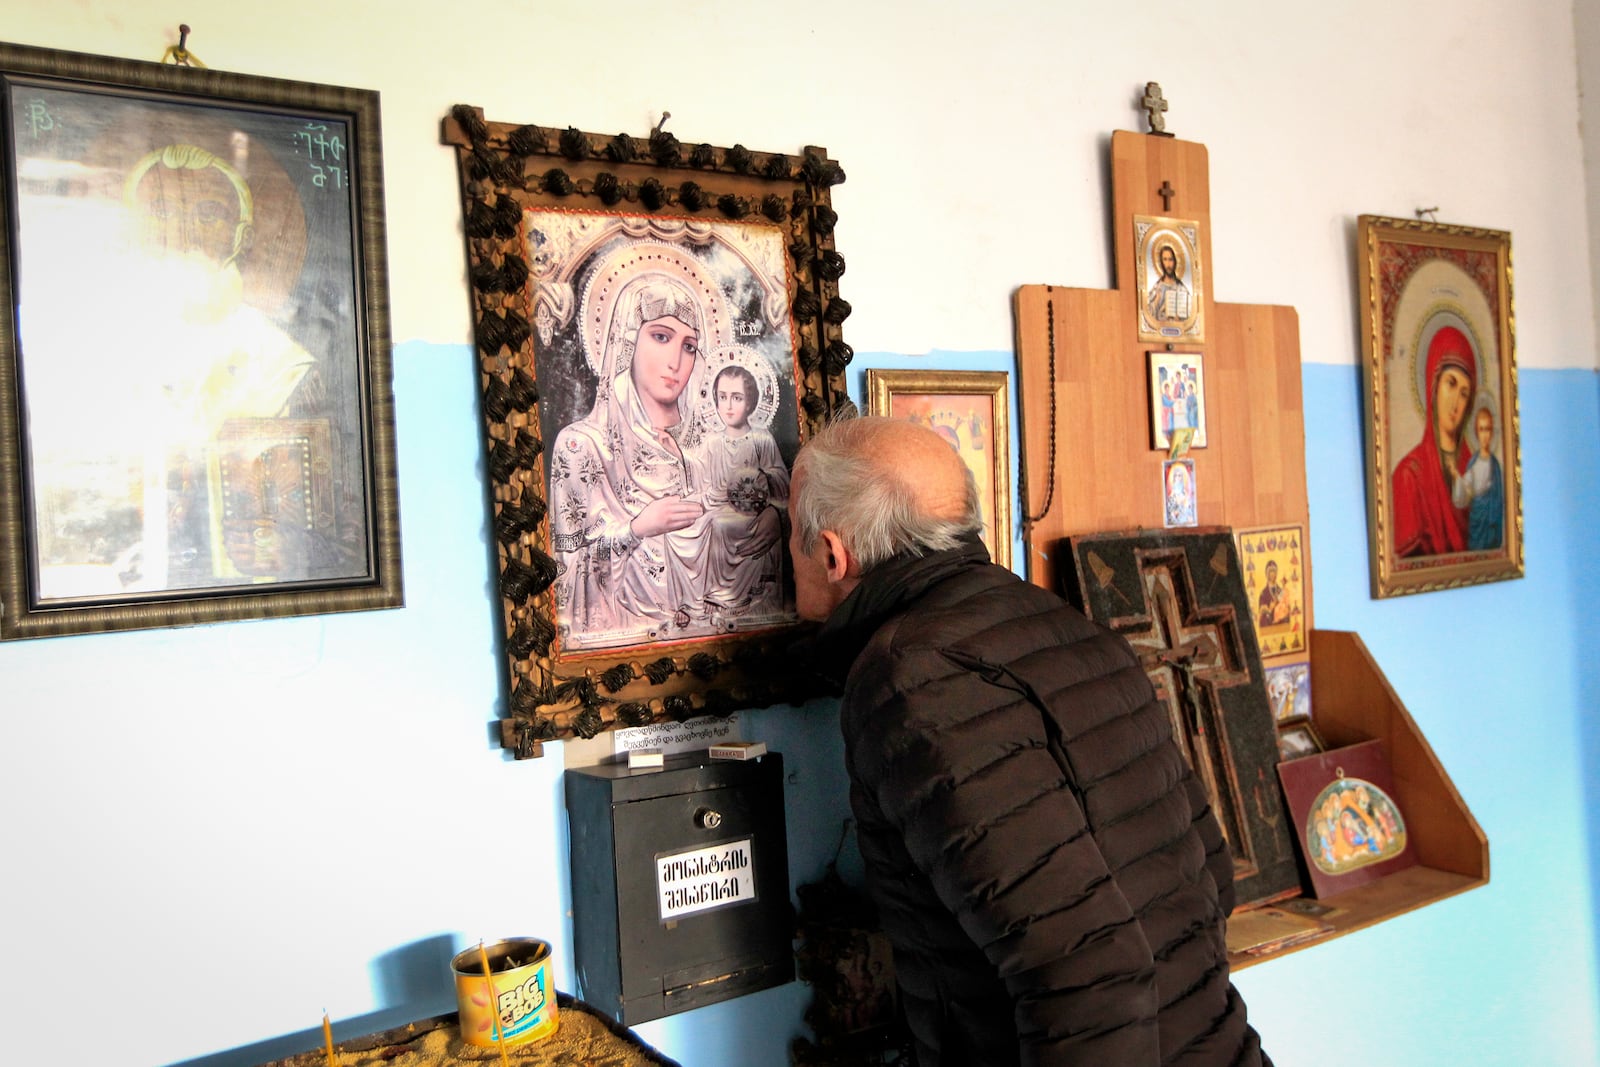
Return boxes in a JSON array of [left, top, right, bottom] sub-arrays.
[[895, 562, 1059, 625], [840, 569, 1147, 746], [863, 568, 1111, 676]]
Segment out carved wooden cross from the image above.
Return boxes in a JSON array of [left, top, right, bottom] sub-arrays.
[[1127, 553, 1253, 872], [1158, 180, 1175, 211], [1141, 82, 1169, 134]]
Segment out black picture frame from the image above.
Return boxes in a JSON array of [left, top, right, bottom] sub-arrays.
[[0, 41, 402, 639], [443, 106, 852, 756]]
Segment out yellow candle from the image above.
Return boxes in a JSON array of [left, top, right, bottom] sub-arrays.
[[478, 942, 512, 1067], [322, 1012, 337, 1067]]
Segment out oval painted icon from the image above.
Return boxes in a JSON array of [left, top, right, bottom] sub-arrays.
[[1304, 776, 1407, 875]]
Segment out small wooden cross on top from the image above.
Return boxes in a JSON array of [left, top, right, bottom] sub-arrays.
[[1159, 180, 1176, 211], [1142, 81, 1174, 137]]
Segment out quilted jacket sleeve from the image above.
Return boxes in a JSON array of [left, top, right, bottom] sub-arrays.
[[855, 644, 1164, 1066]]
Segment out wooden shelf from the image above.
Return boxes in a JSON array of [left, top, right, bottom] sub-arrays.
[[1307, 630, 1488, 881], [1231, 867, 1483, 969], [1228, 629, 1488, 969]]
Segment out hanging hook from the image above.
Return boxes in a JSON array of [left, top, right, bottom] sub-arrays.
[[1415, 206, 1439, 223], [161, 23, 207, 67], [652, 111, 672, 137]]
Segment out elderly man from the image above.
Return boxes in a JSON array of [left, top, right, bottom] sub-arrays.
[[788, 416, 1267, 1067]]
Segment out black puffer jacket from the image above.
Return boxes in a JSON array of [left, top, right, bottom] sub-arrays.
[[812, 534, 1266, 1067]]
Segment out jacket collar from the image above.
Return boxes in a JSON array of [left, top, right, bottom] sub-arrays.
[[808, 530, 990, 688]]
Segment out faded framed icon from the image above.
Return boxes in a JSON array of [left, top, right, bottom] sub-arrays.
[[444, 106, 851, 754], [1357, 215, 1522, 598], [866, 368, 1011, 570], [0, 42, 401, 640], [1276, 714, 1323, 760]]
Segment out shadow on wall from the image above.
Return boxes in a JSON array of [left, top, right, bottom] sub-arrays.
[[164, 935, 459, 1067]]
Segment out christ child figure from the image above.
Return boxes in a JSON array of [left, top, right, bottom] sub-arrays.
[[694, 361, 791, 619], [703, 365, 789, 514], [1256, 559, 1291, 629], [1450, 406, 1505, 551]]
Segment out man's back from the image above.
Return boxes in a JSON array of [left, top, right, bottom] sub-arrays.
[[821, 539, 1264, 1066]]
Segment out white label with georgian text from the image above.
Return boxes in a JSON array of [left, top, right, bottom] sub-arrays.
[[656, 838, 756, 921], [614, 714, 741, 758]]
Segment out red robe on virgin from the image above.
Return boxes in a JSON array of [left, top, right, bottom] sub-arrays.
[[1391, 326, 1476, 558]]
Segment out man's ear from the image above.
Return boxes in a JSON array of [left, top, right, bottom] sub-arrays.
[[817, 529, 853, 584]]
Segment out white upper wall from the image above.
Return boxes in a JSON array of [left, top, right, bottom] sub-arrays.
[[3, 0, 1593, 368]]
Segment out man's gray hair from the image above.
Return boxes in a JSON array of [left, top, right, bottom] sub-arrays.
[[792, 416, 983, 572]]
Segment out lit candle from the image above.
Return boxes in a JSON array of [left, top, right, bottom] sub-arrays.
[[478, 942, 511, 1067], [322, 1012, 337, 1067]]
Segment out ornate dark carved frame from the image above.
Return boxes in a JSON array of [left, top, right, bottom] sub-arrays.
[[442, 107, 852, 757]]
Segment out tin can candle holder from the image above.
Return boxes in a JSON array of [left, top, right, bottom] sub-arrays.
[[451, 938, 559, 1047]]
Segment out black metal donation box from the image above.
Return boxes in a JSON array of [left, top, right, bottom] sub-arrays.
[[564, 750, 794, 1024]]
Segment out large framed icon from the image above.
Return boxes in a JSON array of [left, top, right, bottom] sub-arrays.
[[0, 41, 402, 640], [443, 106, 852, 755], [1357, 215, 1522, 598]]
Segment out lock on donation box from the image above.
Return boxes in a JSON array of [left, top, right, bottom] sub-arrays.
[[564, 748, 793, 1025]]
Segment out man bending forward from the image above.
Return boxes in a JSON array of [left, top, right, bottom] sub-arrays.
[[789, 416, 1269, 1067]]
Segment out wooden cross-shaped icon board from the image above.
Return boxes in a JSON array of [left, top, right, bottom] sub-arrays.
[[1017, 130, 1311, 909]]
